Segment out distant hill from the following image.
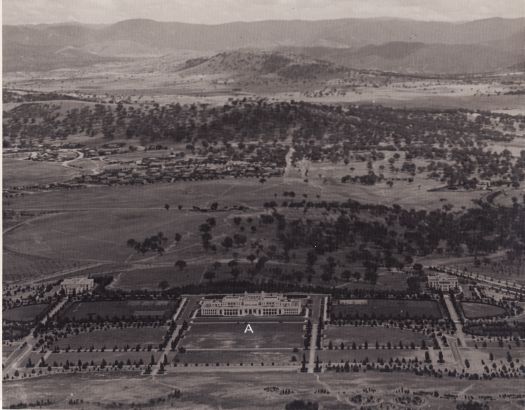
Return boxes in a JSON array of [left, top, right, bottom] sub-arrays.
[[176, 50, 348, 80], [3, 17, 525, 74], [282, 42, 524, 75], [3, 41, 120, 72]]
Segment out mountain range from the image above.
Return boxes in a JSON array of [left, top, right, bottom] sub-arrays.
[[3, 17, 525, 74]]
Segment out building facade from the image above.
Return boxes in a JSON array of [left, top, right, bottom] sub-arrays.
[[427, 274, 458, 291], [60, 277, 95, 295], [200, 292, 302, 316]]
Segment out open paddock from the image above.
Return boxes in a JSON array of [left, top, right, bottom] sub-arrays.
[[3, 250, 82, 283], [3, 158, 80, 188], [170, 350, 298, 367], [110, 265, 207, 291], [3, 303, 49, 322], [323, 326, 432, 348], [331, 299, 443, 320], [5, 208, 213, 263], [181, 322, 304, 350], [461, 302, 507, 319], [4, 368, 525, 409], [335, 269, 409, 291], [51, 326, 169, 350], [61, 300, 177, 321]]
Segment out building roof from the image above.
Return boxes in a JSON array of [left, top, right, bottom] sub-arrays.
[[61, 277, 94, 286]]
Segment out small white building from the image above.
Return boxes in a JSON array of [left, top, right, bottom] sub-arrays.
[[60, 277, 95, 295], [427, 273, 458, 291], [200, 292, 302, 317]]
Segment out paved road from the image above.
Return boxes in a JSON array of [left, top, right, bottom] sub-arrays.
[[151, 297, 187, 375], [307, 295, 323, 373], [443, 294, 466, 345], [4, 296, 68, 377]]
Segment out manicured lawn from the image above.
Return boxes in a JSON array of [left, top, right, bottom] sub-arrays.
[[3, 304, 48, 322], [28, 351, 161, 368], [61, 300, 176, 321], [323, 326, 432, 348], [181, 322, 304, 350], [319, 349, 425, 363], [461, 302, 506, 319], [52, 326, 169, 350], [170, 350, 298, 366], [331, 299, 442, 320]]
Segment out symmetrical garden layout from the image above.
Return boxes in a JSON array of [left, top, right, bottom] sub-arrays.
[[3, 289, 524, 381]]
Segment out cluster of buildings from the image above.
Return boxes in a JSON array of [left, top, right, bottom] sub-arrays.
[[200, 292, 303, 317], [60, 277, 95, 295], [73, 156, 282, 186]]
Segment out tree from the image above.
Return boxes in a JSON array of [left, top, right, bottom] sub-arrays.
[[175, 260, 187, 271], [438, 351, 444, 363], [424, 351, 431, 363], [222, 236, 234, 250], [203, 271, 215, 283], [174, 233, 182, 243], [159, 280, 169, 290], [164, 204, 170, 211], [230, 268, 241, 280]]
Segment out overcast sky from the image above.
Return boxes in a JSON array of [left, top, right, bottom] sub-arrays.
[[3, 0, 525, 25]]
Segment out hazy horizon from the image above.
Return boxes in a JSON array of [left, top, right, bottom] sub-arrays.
[[3, 0, 525, 26]]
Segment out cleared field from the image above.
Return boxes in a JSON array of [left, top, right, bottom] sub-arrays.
[[171, 350, 298, 366], [4, 369, 524, 409], [3, 303, 48, 322], [111, 265, 206, 290], [181, 322, 304, 350], [3, 158, 79, 187], [331, 299, 443, 320], [323, 326, 432, 347], [461, 302, 506, 319], [52, 326, 169, 350], [5, 208, 212, 263], [3, 250, 82, 283], [61, 300, 176, 321]]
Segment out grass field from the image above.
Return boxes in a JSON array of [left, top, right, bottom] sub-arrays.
[[110, 265, 207, 290], [170, 350, 298, 366], [52, 326, 169, 350], [3, 304, 49, 322], [61, 300, 176, 321], [3, 158, 79, 187], [319, 349, 426, 363], [331, 299, 443, 320], [28, 351, 161, 368], [181, 322, 304, 350], [323, 326, 432, 348], [461, 302, 506, 319], [3, 249, 82, 283], [4, 368, 525, 409]]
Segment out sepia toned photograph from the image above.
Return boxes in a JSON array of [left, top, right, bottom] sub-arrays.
[[2, 1, 525, 408]]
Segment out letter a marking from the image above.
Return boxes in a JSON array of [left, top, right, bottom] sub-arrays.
[[244, 324, 254, 334]]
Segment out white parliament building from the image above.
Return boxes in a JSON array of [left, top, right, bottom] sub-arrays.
[[200, 292, 302, 316], [427, 273, 458, 291]]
